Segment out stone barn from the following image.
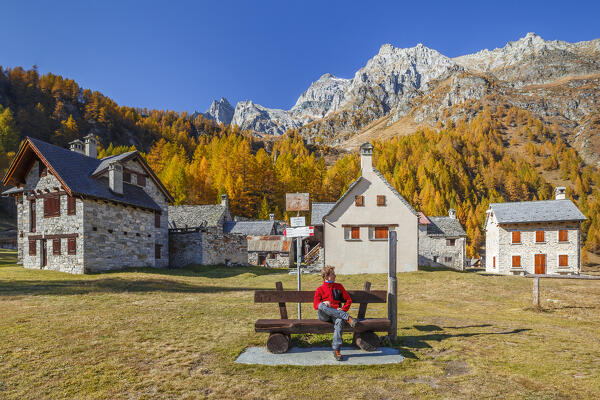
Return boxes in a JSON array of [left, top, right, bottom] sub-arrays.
[[418, 210, 467, 271], [1, 136, 173, 274], [247, 236, 293, 268]]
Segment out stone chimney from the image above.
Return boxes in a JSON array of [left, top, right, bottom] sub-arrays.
[[83, 134, 98, 159], [448, 208, 456, 219], [269, 213, 275, 221], [555, 187, 566, 200], [69, 139, 85, 155], [360, 142, 373, 175], [108, 162, 123, 195], [221, 194, 229, 209]]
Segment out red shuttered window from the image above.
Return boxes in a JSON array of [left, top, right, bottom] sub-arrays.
[[512, 231, 521, 244], [535, 230, 545, 243], [67, 238, 76, 255], [558, 230, 568, 242], [53, 238, 61, 255], [374, 226, 388, 239], [351, 227, 360, 239], [155, 212, 161, 228], [29, 239, 36, 256], [377, 195, 386, 206], [512, 255, 521, 268], [137, 174, 146, 187], [43, 195, 60, 217], [67, 196, 76, 215], [355, 195, 364, 207], [559, 255, 568, 267]]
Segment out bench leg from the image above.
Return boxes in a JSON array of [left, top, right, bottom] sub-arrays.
[[354, 331, 380, 352], [267, 333, 290, 354]]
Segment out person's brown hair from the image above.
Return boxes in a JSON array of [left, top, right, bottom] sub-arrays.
[[321, 265, 335, 281]]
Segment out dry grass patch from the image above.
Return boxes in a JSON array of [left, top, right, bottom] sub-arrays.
[[1, 249, 599, 399]]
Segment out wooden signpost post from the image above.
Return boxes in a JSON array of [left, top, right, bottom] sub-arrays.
[[388, 230, 398, 341], [285, 193, 310, 319]]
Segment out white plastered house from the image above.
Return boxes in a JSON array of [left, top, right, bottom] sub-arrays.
[[321, 143, 419, 274]]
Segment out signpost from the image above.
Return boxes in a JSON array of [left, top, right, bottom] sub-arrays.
[[285, 193, 310, 319]]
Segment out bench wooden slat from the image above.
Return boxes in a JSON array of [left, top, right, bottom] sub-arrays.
[[255, 318, 391, 334], [357, 281, 371, 320], [254, 289, 387, 304]]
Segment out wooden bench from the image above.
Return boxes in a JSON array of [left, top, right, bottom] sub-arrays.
[[254, 281, 391, 353]]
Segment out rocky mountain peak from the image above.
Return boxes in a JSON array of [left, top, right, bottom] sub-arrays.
[[205, 97, 234, 125]]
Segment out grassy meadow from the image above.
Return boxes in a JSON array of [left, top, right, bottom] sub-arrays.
[[0, 248, 599, 399]]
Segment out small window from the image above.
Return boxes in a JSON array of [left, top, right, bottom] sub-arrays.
[[512, 231, 521, 244], [512, 255, 521, 268], [268, 253, 276, 259], [67, 196, 76, 215], [345, 226, 361, 240], [535, 230, 545, 243], [446, 238, 456, 246], [377, 195, 386, 206], [29, 200, 36, 233], [445, 256, 453, 263], [155, 244, 162, 259], [108, 229, 113, 234], [123, 171, 131, 183], [67, 238, 76, 255], [137, 175, 146, 187], [558, 230, 568, 242], [559, 254, 568, 267], [39, 165, 47, 177], [155, 212, 161, 228], [92, 227, 97, 231], [433, 256, 439, 263], [43, 195, 60, 218], [355, 195, 364, 207], [373, 226, 388, 240], [136, 233, 140, 237], [29, 239, 36, 256], [123, 231, 128, 235], [53, 238, 61, 255]]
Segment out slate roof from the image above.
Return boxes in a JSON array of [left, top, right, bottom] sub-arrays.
[[426, 217, 466, 237], [247, 235, 292, 253], [1, 187, 24, 196], [2, 137, 169, 211], [489, 199, 586, 224], [168, 204, 226, 228], [92, 151, 137, 176], [311, 202, 335, 225], [223, 220, 276, 236]]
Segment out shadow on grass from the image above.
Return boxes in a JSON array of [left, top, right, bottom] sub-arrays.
[[418, 265, 461, 273], [0, 249, 17, 266], [0, 277, 263, 296], [402, 326, 531, 349], [91, 264, 289, 279]]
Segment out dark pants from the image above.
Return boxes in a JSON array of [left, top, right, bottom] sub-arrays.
[[317, 303, 349, 350]]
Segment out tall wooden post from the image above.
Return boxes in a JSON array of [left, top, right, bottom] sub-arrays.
[[388, 231, 398, 341], [296, 236, 302, 319]]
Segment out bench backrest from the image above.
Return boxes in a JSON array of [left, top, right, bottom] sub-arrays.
[[254, 281, 386, 320]]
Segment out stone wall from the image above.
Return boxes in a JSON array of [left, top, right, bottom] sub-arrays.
[[21, 167, 85, 274], [169, 227, 247, 267], [83, 199, 161, 272], [418, 226, 466, 270]]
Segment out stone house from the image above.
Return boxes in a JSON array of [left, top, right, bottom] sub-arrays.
[[485, 187, 586, 275], [418, 210, 467, 271], [167, 195, 247, 267], [247, 235, 294, 267], [322, 143, 419, 274], [1, 136, 173, 274]]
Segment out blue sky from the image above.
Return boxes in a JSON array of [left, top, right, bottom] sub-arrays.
[[1, 0, 598, 113]]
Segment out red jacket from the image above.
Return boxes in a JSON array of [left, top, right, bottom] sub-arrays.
[[313, 281, 352, 312]]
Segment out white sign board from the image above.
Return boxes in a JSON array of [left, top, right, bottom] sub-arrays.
[[290, 216, 305, 227], [284, 226, 314, 238]]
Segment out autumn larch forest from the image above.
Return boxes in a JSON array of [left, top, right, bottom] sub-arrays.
[[1, 66, 599, 260]]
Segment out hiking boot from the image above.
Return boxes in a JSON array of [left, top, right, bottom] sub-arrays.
[[347, 315, 358, 328], [333, 349, 343, 361]]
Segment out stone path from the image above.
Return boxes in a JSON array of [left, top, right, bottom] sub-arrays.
[[235, 346, 405, 366]]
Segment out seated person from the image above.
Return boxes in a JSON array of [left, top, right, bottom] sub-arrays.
[[313, 265, 358, 361]]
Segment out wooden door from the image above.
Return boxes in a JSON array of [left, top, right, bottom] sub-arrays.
[[42, 239, 47, 268], [258, 255, 266, 266], [534, 254, 546, 274]]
